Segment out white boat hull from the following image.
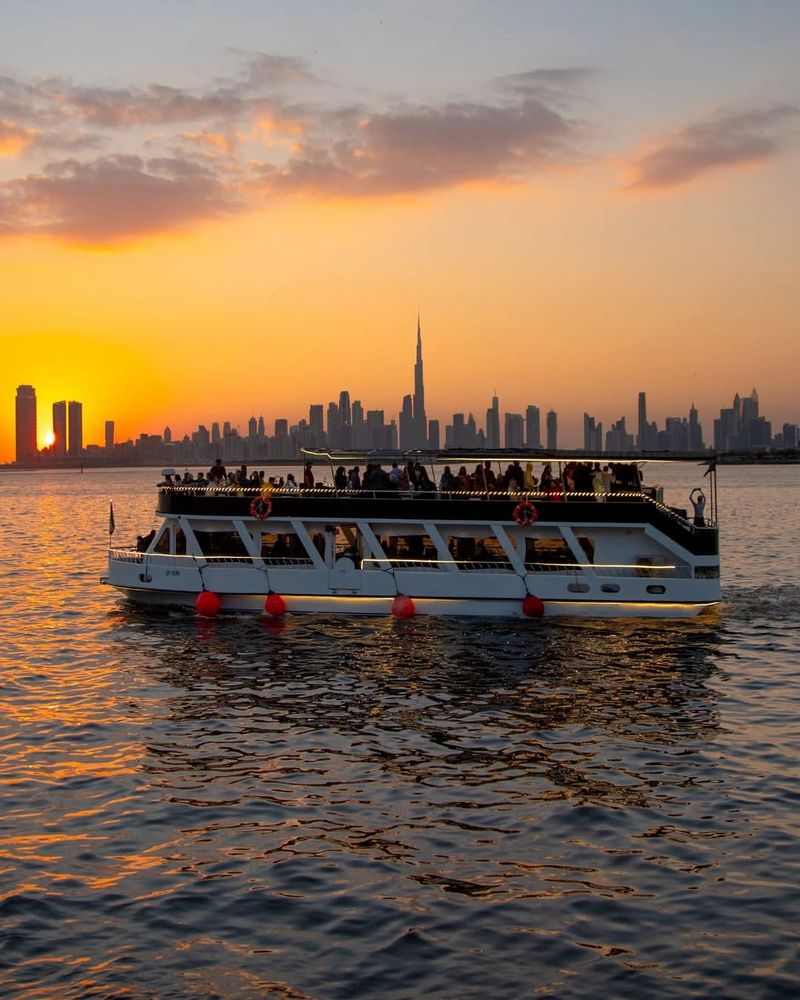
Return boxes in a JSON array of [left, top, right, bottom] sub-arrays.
[[106, 483, 721, 620], [106, 581, 718, 619]]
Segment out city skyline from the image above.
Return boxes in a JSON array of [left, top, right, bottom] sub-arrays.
[[5, 322, 799, 463], [9, 329, 798, 464], [1, 3, 799, 463]]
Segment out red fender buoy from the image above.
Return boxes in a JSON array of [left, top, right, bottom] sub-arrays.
[[522, 594, 545, 618], [391, 594, 416, 618], [264, 592, 286, 617], [195, 591, 221, 617]]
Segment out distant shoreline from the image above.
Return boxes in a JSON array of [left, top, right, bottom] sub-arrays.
[[2, 452, 799, 472]]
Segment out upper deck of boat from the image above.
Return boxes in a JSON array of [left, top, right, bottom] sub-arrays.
[[156, 452, 719, 557]]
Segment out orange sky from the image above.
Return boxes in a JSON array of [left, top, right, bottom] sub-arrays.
[[1, 9, 799, 459]]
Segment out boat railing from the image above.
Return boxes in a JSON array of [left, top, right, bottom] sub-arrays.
[[156, 484, 715, 529], [109, 547, 145, 563], [524, 561, 692, 578], [361, 557, 514, 572], [162, 484, 648, 501], [110, 547, 694, 578], [108, 549, 313, 567]]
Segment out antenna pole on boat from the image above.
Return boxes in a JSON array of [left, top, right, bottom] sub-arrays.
[[707, 458, 718, 525], [328, 453, 337, 496]]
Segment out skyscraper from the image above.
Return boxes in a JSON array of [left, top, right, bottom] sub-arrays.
[[504, 412, 524, 449], [412, 316, 428, 448], [367, 410, 390, 449], [688, 403, 703, 450], [742, 388, 758, 423], [309, 404, 324, 446], [15, 385, 37, 462], [583, 413, 603, 451], [105, 420, 115, 451], [399, 394, 414, 449], [637, 392, 647, 451], [52, 400, 67, 456], [67, 401, 82, 457], [606, 416, 634, 453], [525, 405, 541, 449], [327, 401, 340, 449], [546, 410, 558, 451], [352, 400, 365, 448], [486, 394, 500, 449], [338, 391, 351, 425], [338, 391, 352, 448]]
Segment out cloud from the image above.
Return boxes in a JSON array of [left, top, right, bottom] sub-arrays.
[[0, 58, 591, 241], [0, 119, 38, 156], [259, 95, 581, 198], [238, 53, 320, 89], [0, 75, 40, 121], [493, 67, 597, 98], [625, 105, 799, 190], [180, 129, 243, 154], [0, 154, 239, 241], [36, 52, 318, 130], [52, 82, 249, 127]]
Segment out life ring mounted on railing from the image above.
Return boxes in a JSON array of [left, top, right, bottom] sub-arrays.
[[249, 495, 273, 520], [513, 501, 538, 526]]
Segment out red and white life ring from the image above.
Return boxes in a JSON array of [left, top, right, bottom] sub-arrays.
[[513, 501, 538, 526], [249, 496, 272, 520]]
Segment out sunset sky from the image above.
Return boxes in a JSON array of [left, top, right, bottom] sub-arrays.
[[1, 0, 798, 460]]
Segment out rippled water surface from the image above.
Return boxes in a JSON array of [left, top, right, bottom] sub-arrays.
[[1, 466, 799, 998]]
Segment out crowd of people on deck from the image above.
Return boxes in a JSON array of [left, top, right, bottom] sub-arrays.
[[159, 460, 300, 491], [157, 458, 644, 497]]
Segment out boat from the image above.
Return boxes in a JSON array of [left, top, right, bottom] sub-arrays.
[[103, 450, 721, 618]]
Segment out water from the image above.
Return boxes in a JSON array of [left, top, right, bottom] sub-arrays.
[[1, 466, 799, 998]]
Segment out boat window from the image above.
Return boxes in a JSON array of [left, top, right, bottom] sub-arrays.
[[646, 584, 666, 594], [601, 583, 620, 593], [635, 557, 672, 577], [153, 525, 186, 554], [260, 531, 310, 562], [334, 524, 364, 563], [376, 533, 437, 562], [153, 528, 171, 554], [577, 536, 595, 564], [567, 582, 590, 593], [695, 566, 720, 579], [525, 538, 574, 566], [447, 535, 511, 566], [194, 530, 250, 558]]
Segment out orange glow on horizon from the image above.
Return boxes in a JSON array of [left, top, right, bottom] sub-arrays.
[[2, 160, 799, 463]]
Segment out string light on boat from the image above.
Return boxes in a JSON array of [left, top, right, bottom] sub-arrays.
[[195, 591, 221, 617], [391, 594, 416, 618]]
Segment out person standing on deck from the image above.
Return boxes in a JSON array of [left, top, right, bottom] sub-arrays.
[[690, 488, 706, 527]]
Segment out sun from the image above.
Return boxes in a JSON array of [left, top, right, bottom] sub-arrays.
[[42, 431, 55, 448]]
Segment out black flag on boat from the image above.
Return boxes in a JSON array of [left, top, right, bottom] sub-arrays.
[[109, 501, 115, 536]]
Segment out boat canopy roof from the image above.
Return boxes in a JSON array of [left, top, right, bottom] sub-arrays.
[[301, 448, 718, 466]]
